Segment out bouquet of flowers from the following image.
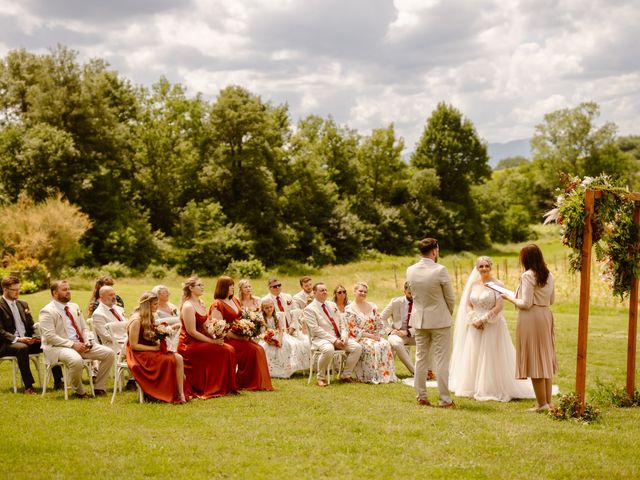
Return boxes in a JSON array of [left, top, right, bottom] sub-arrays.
[[205, 317, 228, 339], [230, 310, 266, 338], [262, 328, 281, 347], [155, 323, 173, 353]]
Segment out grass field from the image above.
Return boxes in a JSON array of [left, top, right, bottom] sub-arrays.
[[1, 226, 639, 479]]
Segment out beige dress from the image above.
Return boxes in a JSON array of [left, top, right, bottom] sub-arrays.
[[514, 270, 557, 379]]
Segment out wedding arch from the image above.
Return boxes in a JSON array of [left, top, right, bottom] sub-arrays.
[[549, 175, 640, 413]]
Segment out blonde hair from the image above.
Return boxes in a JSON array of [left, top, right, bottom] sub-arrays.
[[353, 281, 369, 292], [130, 291, 158, 342], [238, 279, 252, 301], [182, 277, 201, 304]]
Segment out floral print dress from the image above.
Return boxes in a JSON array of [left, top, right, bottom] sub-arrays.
[[345, 303, 397, 384]]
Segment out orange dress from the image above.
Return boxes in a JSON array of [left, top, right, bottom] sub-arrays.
[[212, 298, 273, 391], [126, 324, 183, 403], [177, 311, 238, 398]]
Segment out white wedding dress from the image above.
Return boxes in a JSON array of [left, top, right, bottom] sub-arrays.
[[449, 270, 535, 402]]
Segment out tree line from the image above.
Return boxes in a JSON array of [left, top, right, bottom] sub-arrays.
[[0, 46, 637, 279]]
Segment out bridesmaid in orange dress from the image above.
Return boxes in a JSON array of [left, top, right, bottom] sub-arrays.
[[178, 277, 238, 398], [126, 291, 186, 403], [210, 276, 273, 391]]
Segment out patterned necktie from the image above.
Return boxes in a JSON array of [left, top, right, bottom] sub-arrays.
[[321, 303, 341, 338], [110, 308, 123, 322], [406, 301, 413, 336], [64, 306, 84, 342]]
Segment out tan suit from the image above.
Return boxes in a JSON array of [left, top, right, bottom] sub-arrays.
[[380, 296, 416, 374], [407, 258, 455, 405], [39, 301, 114, 394], [292, 290, 313, 310], [92, 302, 127, 348], [303, 299, 362, 381]]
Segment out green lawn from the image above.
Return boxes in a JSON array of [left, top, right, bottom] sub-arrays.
[[1, 227, 639, 479]]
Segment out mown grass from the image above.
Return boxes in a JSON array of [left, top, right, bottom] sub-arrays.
[[1, 225, 638, 479]]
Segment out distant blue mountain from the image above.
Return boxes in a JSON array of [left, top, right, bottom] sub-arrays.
[[487, 138, 531, 168]]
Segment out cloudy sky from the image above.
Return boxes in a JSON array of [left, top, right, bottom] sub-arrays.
[[1, 0, 638, 152]]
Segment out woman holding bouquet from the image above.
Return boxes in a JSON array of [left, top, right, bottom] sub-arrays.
[[449, 256, 535, 402], [258, 298, 307, 378], [345, 282, 397, 384], [210, 276, 273, 391], [126, 291, 187, 403], [177, 277, 238, 399]]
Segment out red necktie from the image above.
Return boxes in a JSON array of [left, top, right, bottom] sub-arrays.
[[276, 296, 289, 328], [64, 306, 84, 342], [321, 303, 341, 338], [406, 301, 413, 336], [110, 308, 123, 322]]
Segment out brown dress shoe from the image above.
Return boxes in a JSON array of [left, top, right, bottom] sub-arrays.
[[417, 399, 431, 406], [24, 387, 36, 395], [93, 389, 107, 397], [316, 379, 328, 387], [72, 392, 91, 399], [340, 376, 356, 383], [439, 401, 456, 409]]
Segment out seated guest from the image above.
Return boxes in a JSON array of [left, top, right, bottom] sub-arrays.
[[262, 277, 295, 333], [126, 291, 187, 403], [345, 282, 397, 384], [177, 277, 238, 399], [303, 282, 362, 387], [152, 285, 179, 321], [39, 280, 115, 398], [92, 285, 127, 349], [238, 279, 261, 312], [211, 276, 273, 391], [258, 298, 307, 378], [380, 282, 435, 380], [0, 276, 62, 393], [333, 284, 349, 314], [87, 275, 124, 316], [292, 276, 314, 310]]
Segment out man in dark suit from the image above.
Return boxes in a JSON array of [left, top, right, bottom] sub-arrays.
[[0, 276, 62, 393]]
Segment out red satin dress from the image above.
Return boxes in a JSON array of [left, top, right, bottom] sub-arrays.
[[126, 324, 184, 403], [177, 311, 238, 399], [212, 298, 273, 391]]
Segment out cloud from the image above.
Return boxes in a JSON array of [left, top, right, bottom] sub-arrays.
[[0, 0, 639, 147]]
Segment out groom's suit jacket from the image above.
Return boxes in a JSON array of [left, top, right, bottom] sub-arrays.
[[406, 259, 455, 329], [0, 297, 35, 345]]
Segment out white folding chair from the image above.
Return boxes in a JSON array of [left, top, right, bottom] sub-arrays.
[[302, 318, 346, 385], [0, 353, 42, 393], [106, 323, 143, 404], [35, 323, 95, 399]]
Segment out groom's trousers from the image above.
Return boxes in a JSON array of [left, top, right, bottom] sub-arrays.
[[414, 326, 452, 405]]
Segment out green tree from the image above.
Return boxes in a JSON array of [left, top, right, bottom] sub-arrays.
[[495, 155, 529, 170], [411, 103, 491, 249]]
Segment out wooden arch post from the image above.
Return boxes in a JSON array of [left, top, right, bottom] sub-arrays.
[[626, 196, 640, 398]]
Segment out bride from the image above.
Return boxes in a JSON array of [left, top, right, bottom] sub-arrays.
[[449, 256, 535, 402]]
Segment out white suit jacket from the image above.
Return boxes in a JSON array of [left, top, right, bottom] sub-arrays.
[[380, 296, 412, 332], [303, 299, 347, 347], [292, 290, 313, 310], [92, 302, 127, 346], [39, 301, 90, 350], [406, 259, 455, 329]]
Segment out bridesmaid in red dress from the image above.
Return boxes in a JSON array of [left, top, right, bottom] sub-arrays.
[[178, 277, 238, 398], [126, 291, 186, 403], [210, 276, 273, 391]]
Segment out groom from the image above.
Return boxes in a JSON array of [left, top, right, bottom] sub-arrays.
[[406, 238, 455, 407]]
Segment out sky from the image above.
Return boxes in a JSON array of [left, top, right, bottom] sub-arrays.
[[1, 0, 638, 152]]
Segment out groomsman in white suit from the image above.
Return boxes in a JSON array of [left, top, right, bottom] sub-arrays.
[[406, 238, 455, 407], [92, 285, 127, 349], [263, 277, 295, 332], [303, 282, 362, 387], [39, 280, 115, 398], [292, 276, 314, 310]]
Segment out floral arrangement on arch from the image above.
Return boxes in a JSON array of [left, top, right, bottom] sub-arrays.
[[546, 174, 639, 298], [230, 310, 266, 338]]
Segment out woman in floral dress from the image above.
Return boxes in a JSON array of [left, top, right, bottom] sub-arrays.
[[344, 282, 397, 384], [258, 298, 307, 378]]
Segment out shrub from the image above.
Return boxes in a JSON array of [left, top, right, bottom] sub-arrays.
[[18, 279, 39, 294], [592, 381, 640, 407], [0, 257, 49, 291], [100, 262, 132, 279], [225, 259, 265, 279], [145, 264, 175, 280], [548, 392, 601, 423]]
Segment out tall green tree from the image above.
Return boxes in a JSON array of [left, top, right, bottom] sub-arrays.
[[411, 103, 490, 249]]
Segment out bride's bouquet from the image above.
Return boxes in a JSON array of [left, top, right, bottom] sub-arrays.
[[262, 328, 281, 347], [205, 317, 228, 339], [230, 310, 266, 338]]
